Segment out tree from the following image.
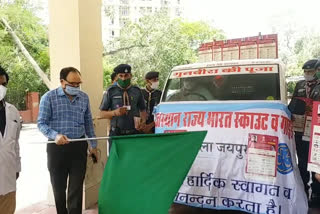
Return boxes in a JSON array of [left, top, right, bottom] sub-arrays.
[[0, 0, 49, 109], [269, 11, 320, 77], [103, 12, 225, 88], [268, 11, 320, 94]]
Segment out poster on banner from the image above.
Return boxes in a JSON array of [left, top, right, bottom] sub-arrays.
[[246, 134, 278, 181], [155, 101, 308, 214], [308, 101, 320, 174]]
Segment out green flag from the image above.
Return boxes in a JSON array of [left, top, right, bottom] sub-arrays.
[[98, 131, 207, 214]]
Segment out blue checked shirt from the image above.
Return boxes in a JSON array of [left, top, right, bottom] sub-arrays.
[[37, 87, 97, 148]]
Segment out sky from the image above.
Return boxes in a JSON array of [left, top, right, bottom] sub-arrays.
[[184, 0, 320, 39], [31, 0, 320, 40]]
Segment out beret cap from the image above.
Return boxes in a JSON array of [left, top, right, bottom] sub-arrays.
[[114, 64, 131, 74], [302, 59, 318, 70], [145, 71, 159, 80]]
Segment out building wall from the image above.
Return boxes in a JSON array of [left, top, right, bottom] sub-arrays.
[[102, 0, 185, 44], [19, 92, 39, 123]]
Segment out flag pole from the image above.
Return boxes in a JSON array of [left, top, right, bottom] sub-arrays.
[[29, 136, 110, 144]]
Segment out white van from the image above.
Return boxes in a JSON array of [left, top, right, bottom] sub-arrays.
[[155, 59, 308, 214], [162, 59, 287, 104]]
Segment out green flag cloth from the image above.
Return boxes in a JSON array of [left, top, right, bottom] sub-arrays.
[[98, 131, 207, 214]]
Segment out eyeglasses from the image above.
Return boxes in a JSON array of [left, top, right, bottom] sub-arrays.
[[64, 79, 82, 87]]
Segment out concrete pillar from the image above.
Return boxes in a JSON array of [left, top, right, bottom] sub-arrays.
[[48, 0, 107, 208]]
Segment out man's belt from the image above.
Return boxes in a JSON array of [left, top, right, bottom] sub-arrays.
[[111, 127, 136, 135]]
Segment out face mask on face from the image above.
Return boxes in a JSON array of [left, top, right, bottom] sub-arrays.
[[304, 74, 316, 82], [118, 78, 131, 88], [0, 85, 7, 101], [65, 85, 80, 96], [150, 81, 159, 90]]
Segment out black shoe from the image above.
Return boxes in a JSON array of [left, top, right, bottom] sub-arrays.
[[310, 193, 320, 208]]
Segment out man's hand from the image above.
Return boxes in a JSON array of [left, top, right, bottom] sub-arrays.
[[142, 123, 154, 134], [16, 172, 19, 180], [113, 107, 128, 117], [55, 134, 69, 145], [90, 148, 98, 163], [137, 122, 146, 131]]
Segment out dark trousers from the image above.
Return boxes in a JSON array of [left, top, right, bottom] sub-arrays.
[[295, 134, 320, 200], [108, 128, 140, 151], [47, 141, 88, 214]]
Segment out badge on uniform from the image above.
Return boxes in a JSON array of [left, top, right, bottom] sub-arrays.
[[124, 105, 131, 110]]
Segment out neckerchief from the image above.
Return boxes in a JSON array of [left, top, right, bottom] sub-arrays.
[[117, 83, 131, 107], [145, 87, 154, 116]]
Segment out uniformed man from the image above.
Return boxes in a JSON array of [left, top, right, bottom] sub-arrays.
[[289, 59, 320, 207], [100, 64, 147, 149], [141, 71, 162, 133]]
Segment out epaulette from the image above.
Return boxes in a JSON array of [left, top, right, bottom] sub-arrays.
[[130, 85, 142, 91], [106, 84, 118, 91]]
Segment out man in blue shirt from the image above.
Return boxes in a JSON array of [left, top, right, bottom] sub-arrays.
[[38, 67, 97, 214]]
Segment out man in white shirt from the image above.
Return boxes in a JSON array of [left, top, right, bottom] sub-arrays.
[[0, 66, 21, 214]]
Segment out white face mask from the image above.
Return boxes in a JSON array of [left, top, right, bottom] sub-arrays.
[[150, 81, 159, 90], [0, 85, 7, 101], [65, 85, 80, 96], [304, 74, 316, 81]]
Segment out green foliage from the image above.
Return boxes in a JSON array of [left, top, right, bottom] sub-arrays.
[[0, 0, 49, 110], [270, 13, 320, 78], [102, 60, 115, 89], [103, 12, 225, 89], [287, 81, 296, 95]]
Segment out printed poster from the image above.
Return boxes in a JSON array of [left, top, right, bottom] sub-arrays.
[[246, 134, 278, 181], [308, 101, 320, 173]]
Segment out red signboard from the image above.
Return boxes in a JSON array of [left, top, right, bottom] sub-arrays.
[[198, 34, 278, 62]]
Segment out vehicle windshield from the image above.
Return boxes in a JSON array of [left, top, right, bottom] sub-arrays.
[[162, 73, 280, 102]]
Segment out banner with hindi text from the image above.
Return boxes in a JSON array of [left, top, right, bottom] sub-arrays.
[[155, 101, 308, 214]]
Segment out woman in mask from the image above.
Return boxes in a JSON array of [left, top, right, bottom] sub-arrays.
[[141, 71, 162, 133]]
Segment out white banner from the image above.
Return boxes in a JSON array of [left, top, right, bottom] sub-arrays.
[[155, 101, 308, 214]]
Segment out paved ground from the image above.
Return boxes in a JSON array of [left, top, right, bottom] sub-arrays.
[[16, 124, 50, 211], [14, 124, 320, 213], [16, 202, 98, 214]]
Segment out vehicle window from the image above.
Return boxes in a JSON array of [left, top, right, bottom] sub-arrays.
[[162, 74, 280, 102]]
